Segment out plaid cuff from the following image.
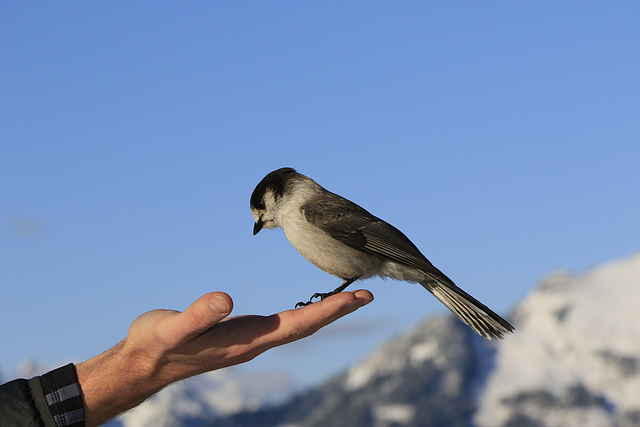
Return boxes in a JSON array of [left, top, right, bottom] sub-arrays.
[[37, 364, 85, 427]]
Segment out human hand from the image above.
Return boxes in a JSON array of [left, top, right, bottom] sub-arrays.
[[125, 289, 374, 383], [77, 290, 373, 426]]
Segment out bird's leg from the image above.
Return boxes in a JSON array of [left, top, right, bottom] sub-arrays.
[[295, 277, 359, 308]]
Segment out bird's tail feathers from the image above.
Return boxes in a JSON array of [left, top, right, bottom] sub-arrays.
[[420, 279, 514, 340]]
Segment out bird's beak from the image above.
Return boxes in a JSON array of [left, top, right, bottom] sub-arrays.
[[253, 218, 264, 235]]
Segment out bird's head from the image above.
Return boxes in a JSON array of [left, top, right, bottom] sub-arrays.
[[250, 167, 298, 235]]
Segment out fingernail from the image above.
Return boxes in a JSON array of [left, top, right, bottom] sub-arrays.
[[210, 296, 231, 315]]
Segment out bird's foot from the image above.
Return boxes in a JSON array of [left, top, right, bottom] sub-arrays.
[[294, 278, 359, 308], [294, 291, 336, 308]]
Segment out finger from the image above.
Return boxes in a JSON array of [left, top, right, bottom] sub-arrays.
[[260, 289, 374, 347], [296, 289, 374, 329]]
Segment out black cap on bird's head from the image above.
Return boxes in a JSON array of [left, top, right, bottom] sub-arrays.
[[250, 167, 297, 210]]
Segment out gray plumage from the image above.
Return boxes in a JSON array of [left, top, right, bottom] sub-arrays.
[[250, 167, 514, 340]]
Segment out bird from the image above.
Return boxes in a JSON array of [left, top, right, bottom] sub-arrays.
[[250, 167, 514, 340]]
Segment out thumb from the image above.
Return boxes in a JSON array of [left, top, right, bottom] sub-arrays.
[[175, 292, 234, 344]]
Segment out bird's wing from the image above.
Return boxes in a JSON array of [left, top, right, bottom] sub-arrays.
[[302, 193, 447, 279]]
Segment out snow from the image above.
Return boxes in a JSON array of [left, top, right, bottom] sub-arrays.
[[343, 343, 406, 391], [343, 315, 455, 391], [118, 367, 294, 427], [409, 340, 439, 365], [342, 329, 412, 391], [475, 252, 640, 427], [372, 403, 416, 426]]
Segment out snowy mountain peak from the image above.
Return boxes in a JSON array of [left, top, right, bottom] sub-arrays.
[[344, 315, 466, 391], [475, 252, 640, 427]]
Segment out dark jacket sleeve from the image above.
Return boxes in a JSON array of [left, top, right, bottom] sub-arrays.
[[0, 364, 85, 427]]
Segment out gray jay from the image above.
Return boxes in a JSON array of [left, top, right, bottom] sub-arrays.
[[250, 167, 514, 340]]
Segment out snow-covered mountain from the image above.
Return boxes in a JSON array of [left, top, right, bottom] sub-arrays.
[[475, 252, 640, 427], [118, 252, 640, 427]]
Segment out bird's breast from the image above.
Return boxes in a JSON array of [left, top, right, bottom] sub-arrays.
[[280, 211, 378, 280]]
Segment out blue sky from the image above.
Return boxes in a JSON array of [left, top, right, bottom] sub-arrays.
[[1, 1, 639, 386]]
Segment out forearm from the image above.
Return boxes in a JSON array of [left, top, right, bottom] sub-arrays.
[[75, 320, 261, 426], [76, 341, 164, 427]]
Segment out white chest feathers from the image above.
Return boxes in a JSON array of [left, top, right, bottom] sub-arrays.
[[277, 202, 378, 280]]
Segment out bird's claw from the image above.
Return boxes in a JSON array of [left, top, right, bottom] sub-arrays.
[[294, 292, 333, 308], [312, 292, 332, 300]]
